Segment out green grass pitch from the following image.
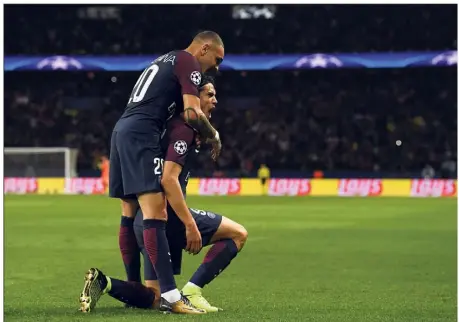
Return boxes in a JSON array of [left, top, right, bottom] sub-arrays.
[[4, 195, 457, 322]]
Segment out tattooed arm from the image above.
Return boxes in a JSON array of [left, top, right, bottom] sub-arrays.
[[183, 94, 221, 160], [174, 51, 221, 160], [183, 95, 216, 139]]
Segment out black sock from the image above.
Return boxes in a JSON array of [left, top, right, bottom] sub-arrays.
[[190, 239, 238, 288], [119, 216, 141, 282], [108, 278, 155, 309], [143, 219, 177, 293]]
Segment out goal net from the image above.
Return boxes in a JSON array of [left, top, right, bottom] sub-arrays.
[[4, 147, 79, 180]]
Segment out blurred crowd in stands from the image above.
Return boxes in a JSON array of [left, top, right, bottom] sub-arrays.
[[5, 4, 456, 54], [5, 68, 456, 178], [4, 4, 457, 178]]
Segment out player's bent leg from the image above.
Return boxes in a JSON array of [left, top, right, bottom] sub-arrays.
[[106, 277, 155, 309], [182, 216, 248, 312], [210, 216, 249, 251], [119, 198, 141, 282], [79, 267, 157, 312]]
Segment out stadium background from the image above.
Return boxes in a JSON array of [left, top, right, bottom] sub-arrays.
[[4, 4, 457, 197], [4, 4, 457, 322]]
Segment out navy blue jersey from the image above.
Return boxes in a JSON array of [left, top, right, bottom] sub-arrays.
[[161, 117, 199, 231], [115, 50, 202, 135], [161, 116, 199, 195]]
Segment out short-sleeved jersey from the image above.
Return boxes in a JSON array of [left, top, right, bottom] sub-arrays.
[[161, 116, 199, 195], [115, 50, 202, 135]]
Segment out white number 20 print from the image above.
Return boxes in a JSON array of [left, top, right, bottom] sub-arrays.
[[128, 64, 160, 104]]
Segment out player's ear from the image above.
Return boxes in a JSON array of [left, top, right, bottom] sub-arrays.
[[201, 43, 211, 56]]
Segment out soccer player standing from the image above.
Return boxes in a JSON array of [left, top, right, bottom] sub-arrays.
[[92, 31, 224, 314]]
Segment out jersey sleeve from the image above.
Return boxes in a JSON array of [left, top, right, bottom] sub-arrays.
[[165, 120, 196, 167], [173, 51, 201, 97]]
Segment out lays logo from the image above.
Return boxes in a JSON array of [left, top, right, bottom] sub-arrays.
[[198, 178, 241, 196], [268, 179, 311, 196], [410, 179, 456, 197], [338, 179, 383, 197]]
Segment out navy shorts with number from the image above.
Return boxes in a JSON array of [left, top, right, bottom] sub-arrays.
[[134, 207, 223, 280], [109, 130, 163, 198]]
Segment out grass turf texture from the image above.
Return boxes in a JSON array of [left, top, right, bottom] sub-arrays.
[[4, 195, 457, 322]]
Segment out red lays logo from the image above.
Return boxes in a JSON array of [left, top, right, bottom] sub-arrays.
[[338, 179, 383, 197], [4, 178, 38, 194], [268, 179, 311, 196], [410, 179, 456, 197], [66, 178, 105, 195], [198, 178, 241, 196]]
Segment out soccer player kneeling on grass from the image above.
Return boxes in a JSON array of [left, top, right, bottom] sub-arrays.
[[79, 76, 247, 313]]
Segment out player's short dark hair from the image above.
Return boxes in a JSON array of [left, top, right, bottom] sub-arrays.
[[198, 74, 216, 92], [193, 31, 224, 47]]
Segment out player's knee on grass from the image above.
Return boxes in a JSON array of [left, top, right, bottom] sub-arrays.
[[212, 217, 248, 251], [137, 192, 167, 220], [121, 198, 139, 218]]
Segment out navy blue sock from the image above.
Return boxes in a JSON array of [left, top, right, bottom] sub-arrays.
[[119, 216, 141, 282], [143, 219, 177, 293], [108, 278, 155, 309], [190, 239, 238, 288]]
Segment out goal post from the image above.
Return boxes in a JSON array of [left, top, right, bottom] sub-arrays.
[[4, 147, 79, 180]]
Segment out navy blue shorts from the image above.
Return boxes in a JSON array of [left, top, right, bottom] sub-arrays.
[[109, 130, 163, 198], [134, 207, 223, 280]]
